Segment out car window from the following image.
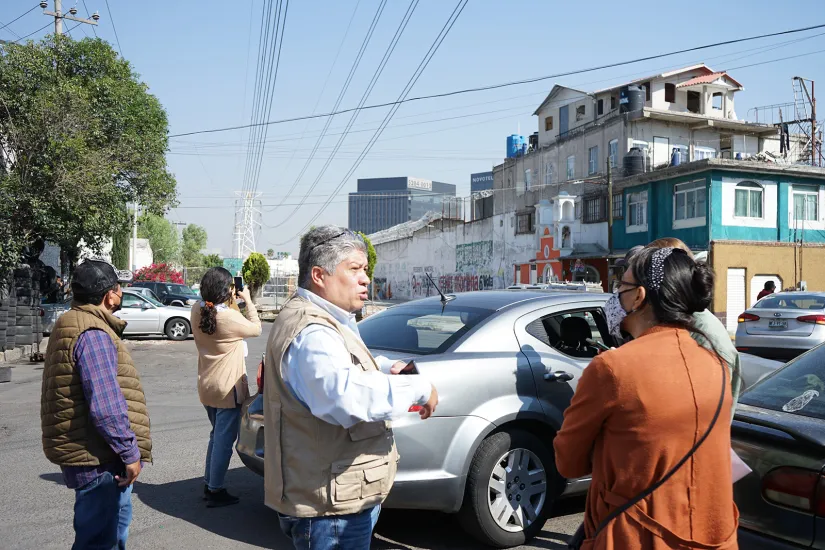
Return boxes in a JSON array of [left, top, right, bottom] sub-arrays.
[[122, 293, 146, 309], [740, 344, 825, 420], [525, 308, 610, 359], [359, 305, 494, 355], [141, 293, 163, 307], [753, 294, 825, 310], [165, 284, 196, 295]]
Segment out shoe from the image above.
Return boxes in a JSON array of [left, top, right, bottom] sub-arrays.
[[203, 484, 209, 500], [205, 488, 240, 508]]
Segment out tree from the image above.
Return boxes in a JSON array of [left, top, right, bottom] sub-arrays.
[[266, 248, 275, 259], [242, 253, 270, 303], [134, 263, 184, 284], [203, 254, 224, 268], [357, 232, 377, 280], [181, 224, 208, 266], [138, 213, 179, 264], [0, 35, 176, 276]]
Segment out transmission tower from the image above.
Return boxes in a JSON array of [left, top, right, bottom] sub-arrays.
[[232, 191, 262, 258]]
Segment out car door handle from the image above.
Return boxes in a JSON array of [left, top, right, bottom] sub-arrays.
[[544, 370, 574, 382]]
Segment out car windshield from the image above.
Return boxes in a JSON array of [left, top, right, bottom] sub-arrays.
[[753, 294, 825, 310], [359, 304, 495, 355], [142, 293, 164, 307], [165, 284, 197, 296], [740, 344, 825, 420]]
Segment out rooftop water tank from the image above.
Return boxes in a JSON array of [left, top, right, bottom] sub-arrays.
[[506, 135, 519, 158], [671, 147, 681, 167], [623, 147, 645, 176], [619, 85, 646, 114]]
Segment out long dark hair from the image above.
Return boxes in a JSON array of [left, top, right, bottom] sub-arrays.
[[198, 267, 233, 335]]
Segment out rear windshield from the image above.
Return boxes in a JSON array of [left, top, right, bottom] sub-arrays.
[[753, 294, 825, 310], [359, 305, 494, 355], [740, 344, 825, 420]]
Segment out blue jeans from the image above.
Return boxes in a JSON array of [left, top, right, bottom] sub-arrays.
[[72, 471, 133, 550], [204, 405, 241, 491], [278, 505, 381, 550]]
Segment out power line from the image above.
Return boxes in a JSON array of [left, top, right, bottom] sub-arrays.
[[82, 0, 98, 37], [0, 5, 39, 36], [104, 0, 122, 54], [168, 22, 825, 138], [15, 21, 52, 42]]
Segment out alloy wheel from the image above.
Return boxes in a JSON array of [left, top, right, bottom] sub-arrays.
[[487, 448, 547, 532]]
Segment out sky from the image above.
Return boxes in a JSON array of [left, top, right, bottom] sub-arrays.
[[3, 0, 825, 258]]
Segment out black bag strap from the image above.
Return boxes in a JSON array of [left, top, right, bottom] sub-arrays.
[[590, 352, 727, 540]]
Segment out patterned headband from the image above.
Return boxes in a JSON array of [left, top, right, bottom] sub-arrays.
[[647, 247, 675, 290]]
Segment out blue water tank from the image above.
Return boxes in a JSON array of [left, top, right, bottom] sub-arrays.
[[506, 135, 519, 158], [521, 143, 528, 156], [671, 148, 681, 167]]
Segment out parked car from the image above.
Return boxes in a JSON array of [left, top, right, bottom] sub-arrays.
[[732, 342, 825, 548], [238, 290, 778, 547], [41, 296, 72, 335], [736, 291, 825, 361], [114, 289, 192, 340], [128, 286, 163, 303], [128, 281, 199, 307]]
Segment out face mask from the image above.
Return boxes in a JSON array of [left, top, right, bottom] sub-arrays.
[[110, 293, 122, 314], [604, 292, 627, 338]]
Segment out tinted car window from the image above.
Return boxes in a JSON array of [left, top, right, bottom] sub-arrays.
[[740, 344, 825, 420], [525, 309, 609, 359], [359, 305, 494, 355], [753, 294, 825, 310], [165, 284, 197, 295], [122, 293, 146, 309]]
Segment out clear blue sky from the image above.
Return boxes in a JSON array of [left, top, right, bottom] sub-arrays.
[[3, 0, 825, 257]]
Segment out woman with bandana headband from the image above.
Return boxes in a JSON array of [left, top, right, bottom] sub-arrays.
[[555, 247, 738, 549]]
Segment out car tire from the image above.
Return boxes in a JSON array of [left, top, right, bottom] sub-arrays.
[[458, 429, 562, 548], [165, 318, 190, 341]]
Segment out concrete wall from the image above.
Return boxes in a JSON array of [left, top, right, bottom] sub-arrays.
[[536, 88, 592, 147]]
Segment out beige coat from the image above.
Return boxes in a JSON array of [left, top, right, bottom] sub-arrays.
[[191, 301, 262, 408]]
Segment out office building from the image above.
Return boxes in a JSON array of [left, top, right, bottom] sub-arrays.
[[348, 177, 456, 234]]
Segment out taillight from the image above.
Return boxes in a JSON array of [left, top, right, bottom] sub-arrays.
[[408, 405, 422, 412], [762, 467, 825, 515], [798, 315, 825, 325], [738, 313, 760, 323]]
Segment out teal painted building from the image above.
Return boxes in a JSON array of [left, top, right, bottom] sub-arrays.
[[611, 159, 825, 252]]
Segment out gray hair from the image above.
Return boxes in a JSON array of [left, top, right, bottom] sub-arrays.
[[298, 225, 367, 289]]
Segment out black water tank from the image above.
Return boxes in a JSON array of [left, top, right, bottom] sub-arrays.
[[623, 147, 645, 176], [619, 85, 646, 113]]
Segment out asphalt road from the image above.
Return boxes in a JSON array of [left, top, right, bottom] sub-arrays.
[[0, 326, 584, 550]]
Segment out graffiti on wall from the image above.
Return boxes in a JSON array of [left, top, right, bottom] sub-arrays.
[[456, 241, 493, 271], [437, 273, 496, 293]]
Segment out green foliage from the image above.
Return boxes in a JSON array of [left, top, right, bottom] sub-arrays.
[[138, 213, 179, 264], [203, 253, 224, 268], [110, 217, 130, 270], [357, 232, 377, 280], [0, 35, 176, 274], [242, 252, 270, 301], [181, 224, 208, 266], [266, 248, 275, 259]]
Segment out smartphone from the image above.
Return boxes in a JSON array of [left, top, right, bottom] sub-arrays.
[[400, 360, 419, 375], [586, 338, 611, 352], [234, 276, 244, 292]]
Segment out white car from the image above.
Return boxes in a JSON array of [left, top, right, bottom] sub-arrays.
[[115, 289, 192, 340]]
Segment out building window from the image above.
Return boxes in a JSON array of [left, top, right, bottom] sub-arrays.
[[611, 95, 617, 110], [734, 181, 763, 218], [687, 90, 701, 113], [628, 191, 648, 228], [588, 146, 599, 175], [694, 146, 717, 160], [567, 155, 575, 180], [544, 116, 553, 131], [583, 196, 605, 223], [793, 184, 819, 222], [597, 99, 604, 116], [544, 161, 554, 186], [608, 139, 618, 168], [643, 82, 651, 102], [673, 180, 706, 222], [665, 83, 676, 103], [612, 193, 623, 219], [576, 105, 586, 121], [525, 168, 533, 191], [516, 212, 534, 234], [713, 93, 723, 110]]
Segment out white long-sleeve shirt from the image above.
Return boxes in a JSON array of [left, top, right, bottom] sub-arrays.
[[282, 288, 432, 429]]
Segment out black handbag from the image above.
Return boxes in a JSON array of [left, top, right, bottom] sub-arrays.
[[567, 355, 727, 549]]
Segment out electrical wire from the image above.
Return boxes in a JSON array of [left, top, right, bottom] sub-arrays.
[[0, 5, 39, 36], [82, 0, 97, 37], [104, 0, 123, 54], [168, 22, 825, 138], [14, 22, 52, 42]]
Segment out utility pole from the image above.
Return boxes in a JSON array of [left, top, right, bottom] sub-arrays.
[[606, 158, 613, 253], [41, 1, 100, 35], [130, 202, 139, 273]]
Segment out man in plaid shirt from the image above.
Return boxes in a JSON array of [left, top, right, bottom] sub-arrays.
[[41, 259, 152, 549]]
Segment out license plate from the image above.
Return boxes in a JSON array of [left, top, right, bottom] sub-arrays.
[[768, 320, 788, 328]]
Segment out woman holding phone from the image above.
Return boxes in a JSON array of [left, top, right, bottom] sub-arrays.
[[191, 267, 262, 507]]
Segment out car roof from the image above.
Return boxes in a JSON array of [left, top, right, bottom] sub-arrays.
[[769, 291, 825, 297], [388, 290, 609, 312]]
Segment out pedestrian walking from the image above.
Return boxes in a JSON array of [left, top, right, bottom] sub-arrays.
[[264, 225, 438, 550], [556, 247, 738, 549], [40, 259, 152, 549], [757, 280, 776, 301], [191, 267, 262, 507]]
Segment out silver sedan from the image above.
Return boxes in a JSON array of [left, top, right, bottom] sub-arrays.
[[114, 289, 193, 340], [238, 290, 779, 548], [736, 291, 825, 361]]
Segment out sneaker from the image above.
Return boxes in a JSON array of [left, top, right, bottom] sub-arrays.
[[206, 488, 240, 508]]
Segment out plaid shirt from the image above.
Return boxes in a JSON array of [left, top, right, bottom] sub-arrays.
[[61, 329, 141, 489]]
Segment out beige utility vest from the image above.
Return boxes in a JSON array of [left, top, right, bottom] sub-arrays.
[[264, 294, 398, 517], [41, 304, 153, 466]]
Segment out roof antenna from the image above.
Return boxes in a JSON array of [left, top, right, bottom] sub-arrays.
[[425, 272, 455, 309]]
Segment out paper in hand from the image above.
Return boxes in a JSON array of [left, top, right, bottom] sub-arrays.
[[731, 448, 752, 483]]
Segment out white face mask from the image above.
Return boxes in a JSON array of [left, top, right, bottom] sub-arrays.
[[604, 292, 627, 338]]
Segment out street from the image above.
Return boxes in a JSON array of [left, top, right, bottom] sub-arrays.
[[0, 326, 584, 550]]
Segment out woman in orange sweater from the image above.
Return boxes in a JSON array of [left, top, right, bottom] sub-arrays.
[[554, 247, 738, 549]]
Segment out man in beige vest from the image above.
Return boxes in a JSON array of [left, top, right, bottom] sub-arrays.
[[41, 259, 152, 548], [264, 226, 438, 549]]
